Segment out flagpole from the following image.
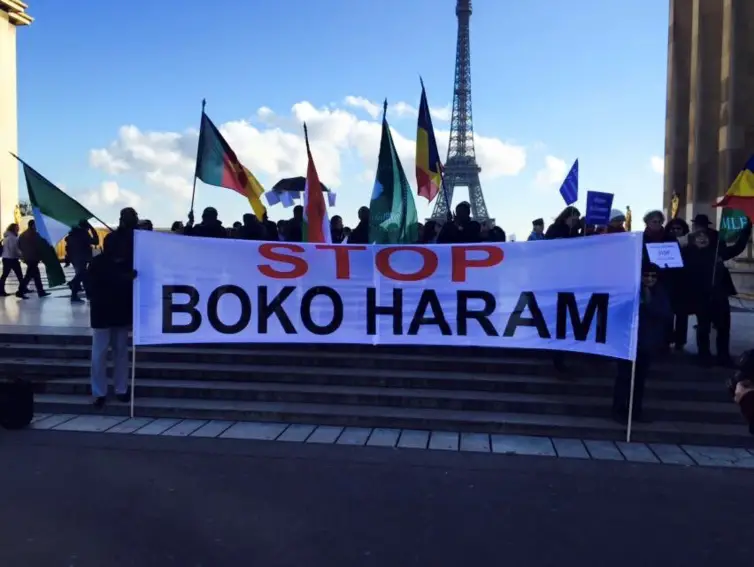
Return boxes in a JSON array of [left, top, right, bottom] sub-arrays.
[[189, 98, 207, 216]]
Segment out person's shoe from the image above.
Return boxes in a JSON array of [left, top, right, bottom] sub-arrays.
[[37, 291, 51, 298], [92, 397, 106, 409], [15, 291, 27, 299], [115, 388, 131, 403], [70, 296, 84, 303]]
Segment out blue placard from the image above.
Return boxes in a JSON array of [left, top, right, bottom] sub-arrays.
[[584, 191, 614, 226]]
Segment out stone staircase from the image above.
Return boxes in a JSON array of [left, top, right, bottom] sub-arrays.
[[0, 331, 749, 447]]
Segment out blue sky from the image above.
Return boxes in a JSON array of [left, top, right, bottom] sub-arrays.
[[16, 0, 668, 238]]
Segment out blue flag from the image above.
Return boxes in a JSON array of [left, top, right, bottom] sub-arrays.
[[558, 159, 579, 205]]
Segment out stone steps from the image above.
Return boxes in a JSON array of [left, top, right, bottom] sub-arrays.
[[37, 378, 741, 425], [33, 393, 752, 448], [2, 331, 747, 447]]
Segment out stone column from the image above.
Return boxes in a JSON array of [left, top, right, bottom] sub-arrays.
[[0, 2, 31, 232], [663, 0, 693, 220], [685, 0, 723, 222]]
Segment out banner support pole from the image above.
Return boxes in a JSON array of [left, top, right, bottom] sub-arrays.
[[129, 342, 137, 419], [625, 358, 638, 443]]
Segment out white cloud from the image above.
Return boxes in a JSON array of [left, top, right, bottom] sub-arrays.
[[650, 155, 664, 175], [82, 181, 141, 210], [343, 96, 452, 122], [343, 96, 381, 119], [534, 155, 568, 189], [89, 148, 129, 174], [89, 98, 527, 213]]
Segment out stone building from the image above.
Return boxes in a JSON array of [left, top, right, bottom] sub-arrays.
[[0, 1, 31, 232], [663, 0, 754, 225]]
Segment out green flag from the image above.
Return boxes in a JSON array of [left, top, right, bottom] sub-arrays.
[[369, 101, 419, 244], [719, 207, 749, 244], [19, 160, 96, 287]]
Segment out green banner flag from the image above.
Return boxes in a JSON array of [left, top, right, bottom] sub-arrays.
[[719, 207, 749, 244], [369, 102, 419, 244]]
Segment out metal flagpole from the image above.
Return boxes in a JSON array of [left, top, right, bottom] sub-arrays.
[[189, 99, 207, 216], [129, 342, 136, 418], [624, 359, 638, 443]]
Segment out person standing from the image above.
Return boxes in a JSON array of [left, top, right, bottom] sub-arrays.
[[86, 208, 139, 408], [527, 218, 545, 241], [17, 220, 50, 299], [66, 220, 100, 303], [612, 263, 673, 423], [0, 223, 23, 297]]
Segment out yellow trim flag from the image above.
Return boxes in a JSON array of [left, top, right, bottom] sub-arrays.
[[715, 155, 754, 220]]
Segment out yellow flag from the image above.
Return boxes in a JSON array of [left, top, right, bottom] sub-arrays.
[[242, 165, 266, 220]]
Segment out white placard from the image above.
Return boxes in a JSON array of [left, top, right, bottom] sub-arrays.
[[133, 231, 643, 361], [645, 242, 684, 268]]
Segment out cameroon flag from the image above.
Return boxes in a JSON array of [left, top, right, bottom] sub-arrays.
[[195, 112, 267, 220]]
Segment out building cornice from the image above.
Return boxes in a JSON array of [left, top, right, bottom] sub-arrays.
[[0, 0, 32, 26]]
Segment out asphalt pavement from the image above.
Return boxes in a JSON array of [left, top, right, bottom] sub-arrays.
[[1, 430, 752, 567]]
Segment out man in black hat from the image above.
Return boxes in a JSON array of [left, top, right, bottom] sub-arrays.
[[691, 213, 713, 233], [527, 218, 545, 241]]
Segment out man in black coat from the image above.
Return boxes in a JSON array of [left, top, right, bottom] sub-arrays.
[[86, 208, 138, 408]]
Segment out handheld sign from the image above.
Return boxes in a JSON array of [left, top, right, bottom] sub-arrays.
[[584, 191, 614, 226], [645, 241, 684, 269]]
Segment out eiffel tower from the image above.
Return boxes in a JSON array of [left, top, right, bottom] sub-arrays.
[[431, 0, 490, 222]]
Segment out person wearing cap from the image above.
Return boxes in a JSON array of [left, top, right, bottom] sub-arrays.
[[684, 213, 752, 366], [527, 218, 545, 241], [606, 209, 626, 234]]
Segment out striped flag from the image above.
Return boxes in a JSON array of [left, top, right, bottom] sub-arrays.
[[558, 159, 579, 205], [302, 123, 331, 243]]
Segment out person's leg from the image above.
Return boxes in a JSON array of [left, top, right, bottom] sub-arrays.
[[630, 353, 650, 420], [0, 259, 12, 295], [695, 309, 713, 364], [17, 263, 31, 297], [111, 327, 130, 399], [90, 328, 111, 406], [612, 360, 632, 419], [69, 260, 85, 298], [9, 259, 23, 286], [674, 312, 688, 350], [31, 263, 47, 296], [714, 299, 732, 364]]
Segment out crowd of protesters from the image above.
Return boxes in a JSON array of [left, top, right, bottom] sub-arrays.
[[0, 200, 751, 431]]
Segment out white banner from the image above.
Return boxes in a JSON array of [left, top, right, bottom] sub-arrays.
[[133, 231, 642, 360]]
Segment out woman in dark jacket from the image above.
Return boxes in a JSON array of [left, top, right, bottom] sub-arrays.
[[545, 206, 582, 239], [684, 217, 751, 366]]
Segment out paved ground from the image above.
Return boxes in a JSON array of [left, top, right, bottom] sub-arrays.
[[29, 412, 754, 468], [1, 430, 752, 567]]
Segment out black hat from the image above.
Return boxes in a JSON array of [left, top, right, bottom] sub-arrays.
[[532, 218, 544, 226], [692, 214, 712, 226]]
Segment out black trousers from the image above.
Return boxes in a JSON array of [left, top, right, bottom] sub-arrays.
[[20, 262, 44, 296], [0, 258, 23, 292], [613, 352, 650, 418], [696, 298, 731, 360], [672, 312, 688, 347]]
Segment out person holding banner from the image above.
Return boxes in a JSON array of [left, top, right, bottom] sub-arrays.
[[86, 208, 140, 408], [612, 262, 673, 424], [684, 216, 751, 367], [545, 206, 582, 240]]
